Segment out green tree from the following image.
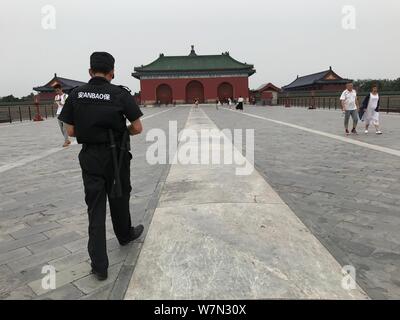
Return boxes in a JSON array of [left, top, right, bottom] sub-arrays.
[[21, 93, 34, 101], [0, 95, 20, 103], [354, 78, 400, 92]]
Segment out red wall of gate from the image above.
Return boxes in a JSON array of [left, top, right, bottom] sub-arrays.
[[139, 76, 249, 104]]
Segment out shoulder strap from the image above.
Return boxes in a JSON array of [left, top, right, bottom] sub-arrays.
[[118, 85, 131, 93], [67, 86, 79, 94]]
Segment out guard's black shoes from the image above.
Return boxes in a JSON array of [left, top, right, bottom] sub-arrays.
[[91, 268, 108, 281], [120, 225, 144, 246]]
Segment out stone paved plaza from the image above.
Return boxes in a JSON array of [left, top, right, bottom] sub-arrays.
[[1, 105, 400, 299]]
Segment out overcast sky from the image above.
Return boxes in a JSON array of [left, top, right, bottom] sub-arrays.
[[1, 0, 399, 97]]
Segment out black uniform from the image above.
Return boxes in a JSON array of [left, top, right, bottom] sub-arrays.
[[58, 76, 143, 273]]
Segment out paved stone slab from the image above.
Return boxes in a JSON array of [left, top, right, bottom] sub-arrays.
[[158, 166, 283, 207], [27, 231, 83, 254], [0, 247, 32, 265], [0, 107, 190, 299], [10, 222, 61, 239], [34, 284, 84, 300], [7, 246, 70, 273], [73, 263, 122, 295], [125, 108, 368, 300], [28, 261, 92, 296], [79, 284, 114, 300], [204, 105, 400, 299], [124, 242, 143, 266], [4, 285, 36, 300], [0, 265, 24, 299], [49, 249, 89, 272], [0, 107, 163, 168], [0, 234, 48, 254], [63, 237, 89, 253], [240, 106, 400, 151], [2, 104, 399, 299], [20, 264, 57, 284], [0, 234, 13, 242], [108, 265, 135, 300]]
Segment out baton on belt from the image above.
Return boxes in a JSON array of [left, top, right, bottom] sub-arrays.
[[109, 129, 130, 198], [109, 129, 123, 198]]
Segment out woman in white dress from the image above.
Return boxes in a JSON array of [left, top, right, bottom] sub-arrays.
[[360, 85, 382, 135]]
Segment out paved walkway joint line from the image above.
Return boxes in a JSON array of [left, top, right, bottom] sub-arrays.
[[223, 108, 400, 158], [124, 107, 368, 299], [0, 107, 177, 175]]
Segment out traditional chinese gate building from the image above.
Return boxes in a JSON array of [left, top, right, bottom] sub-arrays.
[[250, 82, 281, 105], [132, 46, 255, 105], [33, 74, 86, 101], [282, 67, 350, 92]]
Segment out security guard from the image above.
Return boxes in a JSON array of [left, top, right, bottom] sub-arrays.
[[58, 52, 144, 280]]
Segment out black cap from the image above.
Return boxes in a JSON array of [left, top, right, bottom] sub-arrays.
[[90, 52, 115, 73]]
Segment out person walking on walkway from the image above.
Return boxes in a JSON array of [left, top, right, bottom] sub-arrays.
[[58, 52, 144, 281], [54, 84, 71, 147], [359, 84, 383, 135], [340, 82, 359, 135], [236, 96, 244, 111]]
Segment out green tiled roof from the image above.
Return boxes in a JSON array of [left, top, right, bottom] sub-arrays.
[[133, 47, 255, 76]]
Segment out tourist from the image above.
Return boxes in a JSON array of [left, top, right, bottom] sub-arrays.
[[340, 82, 359, 135], [54, 84, 71, 147], [194, 99, 199, 109], [359, 84, 382, 135], [236, 96, 244, 111], [228, 97, 232, 109]]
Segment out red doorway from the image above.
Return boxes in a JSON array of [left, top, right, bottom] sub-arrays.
[[156, 84, 173, 104], [217, 82, 233, 103], [186, 81, 204, 104]]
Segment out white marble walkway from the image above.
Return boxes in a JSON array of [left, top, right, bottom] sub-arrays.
[[125, 107, 368, 300]]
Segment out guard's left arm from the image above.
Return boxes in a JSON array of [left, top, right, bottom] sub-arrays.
[[128, 119, 142, 136], [122, 90, 144, 135]]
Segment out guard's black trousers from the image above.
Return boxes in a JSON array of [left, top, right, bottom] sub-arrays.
[[79, 143, 133, 272]]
